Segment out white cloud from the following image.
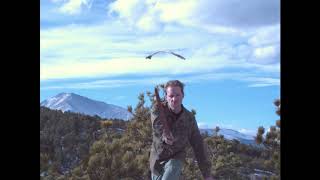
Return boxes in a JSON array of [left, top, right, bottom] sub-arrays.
[[184, 73, 280, 88], [108, 0, 148, 25], [108, 0, 280, 33], [194, 0, 279, 27], [197, 122, 209, 129], [41, 71, 279, 90], [248, 25, 280, 47], [40, 22, 241, 80], [41, 51, 279, 81], [50, 0, 64, 3], [40, 76, 172, 89], [52, 0, 94, 15], [155, 0, 197, 23], [246, 24, 280, 64], [136, 10, 162, 32], [253, 45, 277, 59], [41, 57, 163, 80], [41, 5, 280, 82], [246, 77, 280, 87]]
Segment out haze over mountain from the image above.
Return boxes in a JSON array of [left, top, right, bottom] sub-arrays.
[[40, 92, 133, 120], [200, 128, 256, 145]]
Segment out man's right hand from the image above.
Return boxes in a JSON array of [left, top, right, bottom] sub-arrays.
[[162, 130, 174, 145]]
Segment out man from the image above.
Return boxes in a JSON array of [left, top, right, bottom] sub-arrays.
[[149, 80, 214, 180]]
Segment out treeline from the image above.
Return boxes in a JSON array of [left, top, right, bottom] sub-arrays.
[[40, 92, 280, 180], [40, 107, 128, 178]]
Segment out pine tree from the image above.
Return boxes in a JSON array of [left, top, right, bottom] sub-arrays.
[[68, 91, 153, 180], [214, 126, 220, 136], [254, 98, 281, 178]]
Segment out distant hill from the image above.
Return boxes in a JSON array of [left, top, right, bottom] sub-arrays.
[[40, 92, 133, 120], [200, 128, 257, 145], [40, 106, 128, 175]]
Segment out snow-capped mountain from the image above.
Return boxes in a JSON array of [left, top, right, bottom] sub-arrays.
[[200, 128, 257, 145], [40, 93, 133, 120]]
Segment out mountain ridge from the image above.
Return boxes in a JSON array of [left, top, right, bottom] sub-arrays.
[[40, 92, 133, 120], [200, 128, 257, 145]]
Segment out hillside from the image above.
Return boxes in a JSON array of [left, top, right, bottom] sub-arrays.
[[40, 106, 127, 177], [41, 92, 133, 120]]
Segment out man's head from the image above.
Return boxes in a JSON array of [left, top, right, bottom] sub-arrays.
[[164, 80, 184, 113]]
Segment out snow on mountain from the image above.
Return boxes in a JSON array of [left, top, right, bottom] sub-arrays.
[[40, 93, 133, 120], [200, 128, 257, 145]]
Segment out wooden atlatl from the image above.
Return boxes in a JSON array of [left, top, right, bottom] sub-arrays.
[[154, 87, 174, 145]]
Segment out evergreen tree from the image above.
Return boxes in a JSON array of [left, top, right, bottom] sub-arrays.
[[254, 98, 281, 178], [214, 126, 220, 136], [67, 92, 153, 180]]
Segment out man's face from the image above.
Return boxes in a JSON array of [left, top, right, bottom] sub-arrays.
[[166, 85, 184, 111]]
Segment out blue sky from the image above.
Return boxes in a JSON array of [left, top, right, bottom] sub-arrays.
[[40, 0, 280, 136]]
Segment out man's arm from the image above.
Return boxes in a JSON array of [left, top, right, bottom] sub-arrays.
[[152, 87, 174, 145], [188, 115, 214, 179]]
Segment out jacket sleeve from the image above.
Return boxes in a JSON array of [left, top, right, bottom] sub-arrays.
[[188, 115, 212, 178], [151, 103, 162, 137]]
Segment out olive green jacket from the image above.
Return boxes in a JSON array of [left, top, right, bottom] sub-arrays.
[[149, 102, 212, 178]]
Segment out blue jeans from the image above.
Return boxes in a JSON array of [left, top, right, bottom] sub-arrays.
[[151, 159, 183, 180]]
